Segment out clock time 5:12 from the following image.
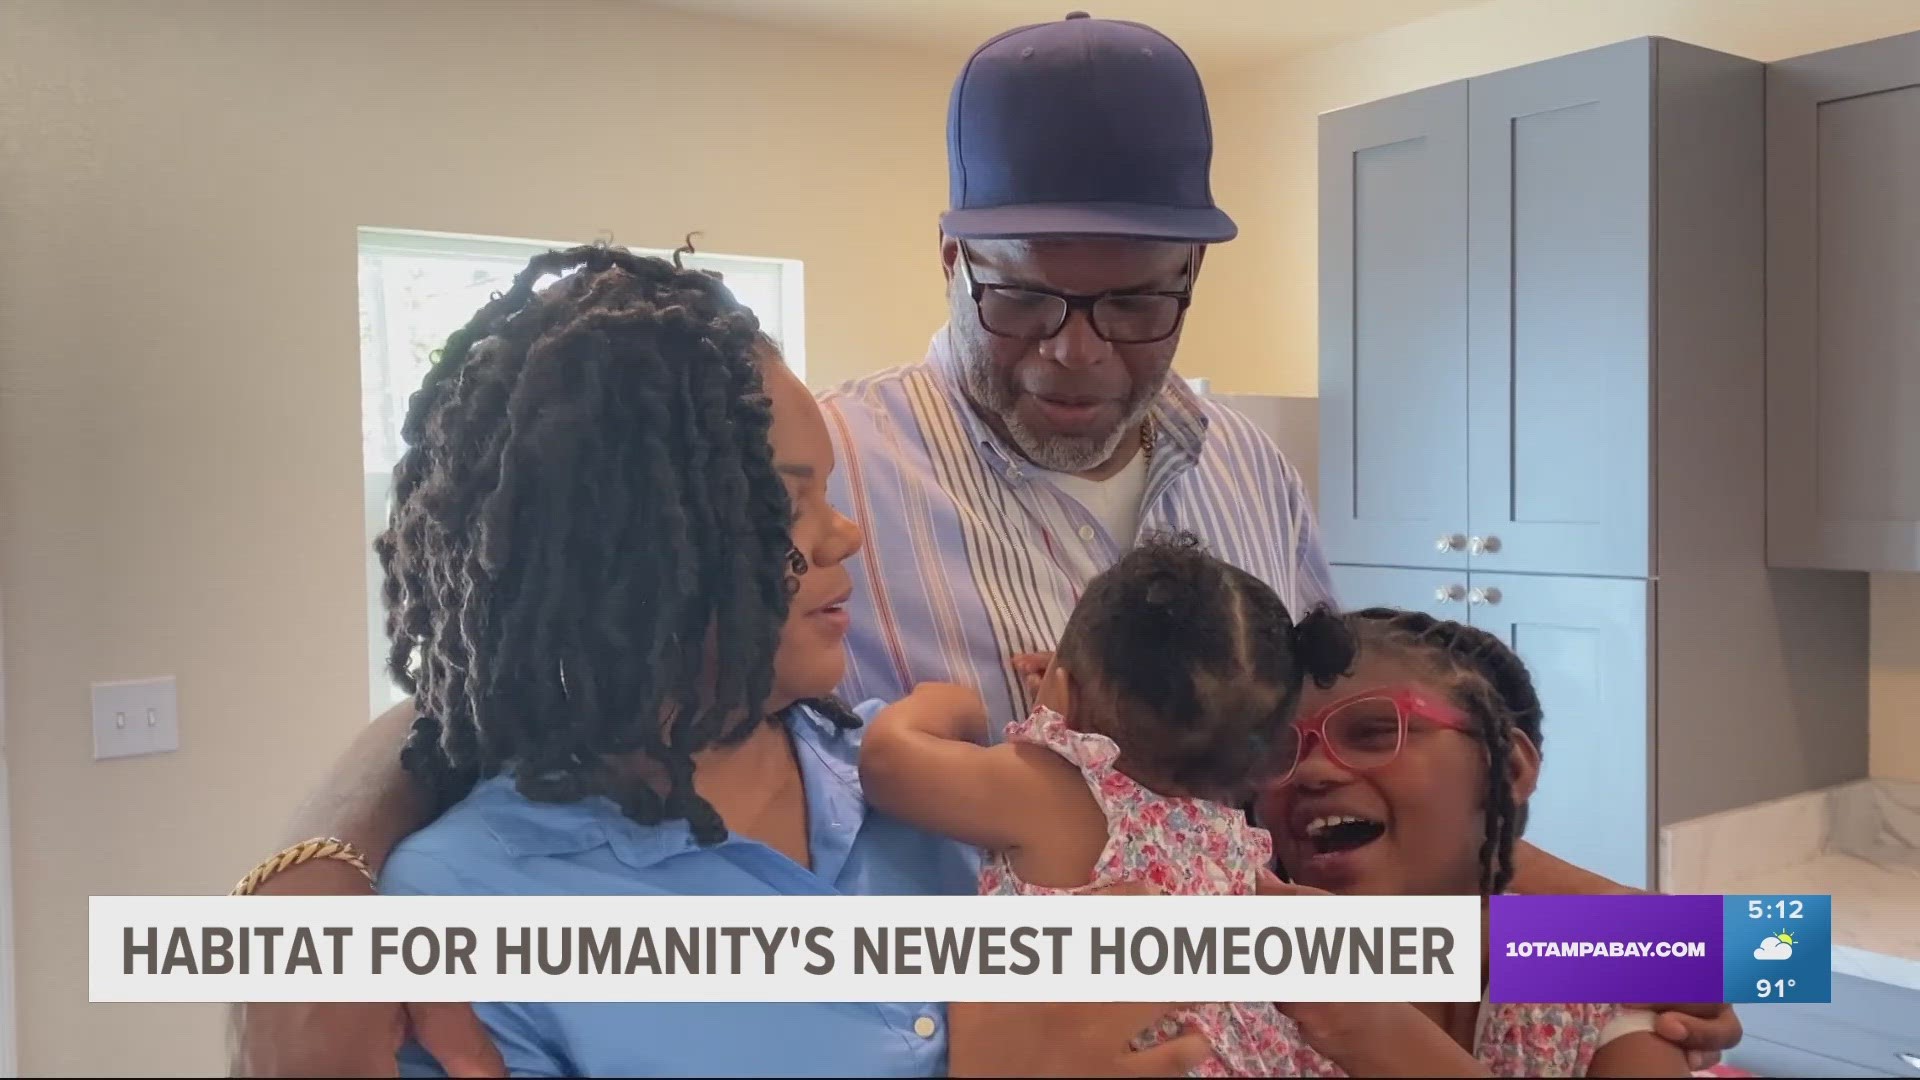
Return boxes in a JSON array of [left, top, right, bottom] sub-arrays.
[[1748, 899, 1804, 919]]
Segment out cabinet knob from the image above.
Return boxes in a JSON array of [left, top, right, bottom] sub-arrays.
[[1436, 533, 1467, 553], [1468, 586, 1502, 606], [1469, 535, 1501, 555], [1435, 584, 1467, 603]]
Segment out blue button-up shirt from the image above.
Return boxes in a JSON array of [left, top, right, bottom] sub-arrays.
[[380, 701, 982, 1078]]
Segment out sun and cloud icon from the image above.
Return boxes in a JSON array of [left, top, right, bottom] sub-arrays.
[[1754, 931, 1796, 960]]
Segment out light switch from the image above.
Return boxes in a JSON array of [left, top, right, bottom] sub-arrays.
[[91, 677, 180, 760]]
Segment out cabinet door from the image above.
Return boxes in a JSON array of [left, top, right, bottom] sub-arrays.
[[1767, 30, 1920, 571], [1468, 573, 1652, 890], [1467, 42, 1652, 578], [1329, 564, 1470, 621], [1319, 82, 1471, 571]]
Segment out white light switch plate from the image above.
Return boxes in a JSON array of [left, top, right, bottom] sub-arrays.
[[91, 677, 180, 760]]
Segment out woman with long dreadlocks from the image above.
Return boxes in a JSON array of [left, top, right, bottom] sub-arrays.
[[369, 242, 983, 1076], [365, 244, 1210, 1078]]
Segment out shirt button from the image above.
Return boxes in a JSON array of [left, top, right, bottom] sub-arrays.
[[1076, 525, 1095, 541], [913, 1015, 938, 1038]]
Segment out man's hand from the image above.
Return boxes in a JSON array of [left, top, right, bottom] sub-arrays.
[[228, 860, 505, 1078], [1277, 1001, 1487, 1078], [947, 1002, 1207, 1078], [947, 880, 1209, 1077], [1629, 1001, 1742, 1072]]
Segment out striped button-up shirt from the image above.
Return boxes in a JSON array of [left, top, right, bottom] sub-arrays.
[[821, 328, 1338, 740]]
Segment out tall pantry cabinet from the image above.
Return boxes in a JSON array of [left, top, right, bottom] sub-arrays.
[[1316, 38, 1868, 889]]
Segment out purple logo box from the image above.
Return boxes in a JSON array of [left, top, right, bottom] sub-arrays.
[[1489, 895, 1723, 1003]]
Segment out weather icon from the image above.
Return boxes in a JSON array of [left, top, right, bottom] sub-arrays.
[[1754, 931, 1796, 960]]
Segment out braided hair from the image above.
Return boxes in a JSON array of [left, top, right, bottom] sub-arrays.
[[1053, 532, 1352, 804], [1339, 608, 1545, 894], [379, 243, 853, 846]]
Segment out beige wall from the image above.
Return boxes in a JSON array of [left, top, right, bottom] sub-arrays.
[[1200, 0, 1920, 779], [0, 1, 973, 1073]]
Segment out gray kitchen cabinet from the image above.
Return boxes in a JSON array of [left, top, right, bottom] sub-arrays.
[[1318, 81, 1470, 571], [1465, 43, 1652, 579], [1320, 38, 1768, 581], [1466, 573, 1652, 890], [1766, 29, 1920, 572], [1733, 972, 1920, 1078], [1320, 37, 1872, 887], [1328, 564, 1469, 621]]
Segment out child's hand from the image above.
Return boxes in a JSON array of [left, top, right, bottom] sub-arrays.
[[1011, 652, 1053, 699]]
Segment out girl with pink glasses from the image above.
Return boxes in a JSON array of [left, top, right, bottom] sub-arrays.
[[1253, 608, 1690, 1076]]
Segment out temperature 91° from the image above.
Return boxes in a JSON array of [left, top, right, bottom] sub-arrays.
[[1756, 978, 1797, 998]]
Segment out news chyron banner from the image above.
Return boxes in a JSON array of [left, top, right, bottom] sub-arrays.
[[90, 893, 1831, 1004], [1489, 894, 1832, 1005], [95, 895, 1480, 1003]]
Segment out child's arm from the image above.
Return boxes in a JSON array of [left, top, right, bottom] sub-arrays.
[[859, 682, 1076, 852], [1585, 1015, 1693, 1078]]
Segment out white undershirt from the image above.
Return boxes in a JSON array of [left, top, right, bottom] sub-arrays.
[[1046, 446, 1151, 546]]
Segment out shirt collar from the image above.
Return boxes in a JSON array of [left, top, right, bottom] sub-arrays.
[[923, 324, 1211, 483], [477, 703, 866, 873]]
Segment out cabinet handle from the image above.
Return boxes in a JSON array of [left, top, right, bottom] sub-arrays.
[[1468, 586, 1502, 606], [1469, 535, 1502, 555], [1436, 534, 1467, 553], [1435, 584, 1467, 603]]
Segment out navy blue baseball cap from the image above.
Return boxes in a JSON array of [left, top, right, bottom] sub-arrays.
[[941, 11, 1236, 244]]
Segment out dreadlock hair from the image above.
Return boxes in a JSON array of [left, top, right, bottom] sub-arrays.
[[1339, 609, 1546, 895], [379, 243, 854, 846], [1052, 532, 1353, 805]]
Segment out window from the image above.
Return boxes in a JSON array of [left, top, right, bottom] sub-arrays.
[[356, 228, 805, 714]]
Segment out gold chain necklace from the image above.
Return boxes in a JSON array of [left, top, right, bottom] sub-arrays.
[[1140, 416, 1156, 461]]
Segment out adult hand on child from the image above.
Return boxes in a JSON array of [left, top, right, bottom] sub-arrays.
[[948, 880, 1211, 1077], [1276, 1001, 1485, 1078], [1625, 1001, 1742, 1071]]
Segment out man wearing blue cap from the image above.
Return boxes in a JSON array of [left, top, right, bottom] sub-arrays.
[[820, 12, 1320, 739], [234, 13, 1739, 1077]]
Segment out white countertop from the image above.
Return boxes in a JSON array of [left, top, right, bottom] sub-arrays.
[[1662, 779, 1920, 992]]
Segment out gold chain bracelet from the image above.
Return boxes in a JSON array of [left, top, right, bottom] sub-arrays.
[[230, 837, 374, 897]]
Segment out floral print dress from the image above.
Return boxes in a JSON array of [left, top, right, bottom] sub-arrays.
[[979, 705, 1660, 1077], [1272, 1000, 1658, 1075], [977, 704, 1290, 1077]]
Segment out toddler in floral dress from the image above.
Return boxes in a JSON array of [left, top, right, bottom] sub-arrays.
[[861, 534, 1348, 1077]]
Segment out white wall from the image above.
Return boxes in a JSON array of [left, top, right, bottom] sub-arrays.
[[0, 1, 960, 1072]]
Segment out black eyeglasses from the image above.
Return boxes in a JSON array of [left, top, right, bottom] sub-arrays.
[[955, 242, 1196, 345]]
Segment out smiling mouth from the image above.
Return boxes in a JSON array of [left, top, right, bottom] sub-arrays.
[[810, 591, 852, 617], [1302, 815, 1387, 855]]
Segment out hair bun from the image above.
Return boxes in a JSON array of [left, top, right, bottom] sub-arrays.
[[1290, 606, 1355, 688]]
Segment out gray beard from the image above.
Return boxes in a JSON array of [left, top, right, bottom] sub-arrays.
[[959, 347, 1164, 474]]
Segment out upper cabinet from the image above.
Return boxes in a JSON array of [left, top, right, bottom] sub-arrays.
[[1318, 81, 1471, 571], [1320, 39, 1764, 580], [1766, 30, 1920, 572], [1464, 45, 1652, 579]]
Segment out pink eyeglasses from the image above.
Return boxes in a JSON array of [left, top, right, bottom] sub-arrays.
[[1270, 686, 1475, 785]]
